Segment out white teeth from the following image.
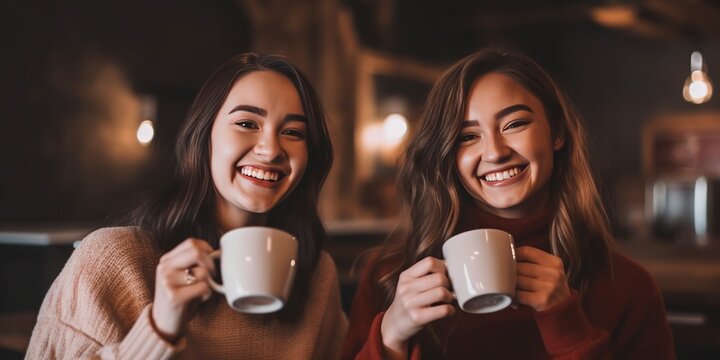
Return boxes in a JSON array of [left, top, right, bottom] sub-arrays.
[[240, 166, 280, 182], [483, 167, 522, 182]]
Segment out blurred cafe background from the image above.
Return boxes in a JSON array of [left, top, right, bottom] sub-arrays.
[[2, 0, 720, 358]]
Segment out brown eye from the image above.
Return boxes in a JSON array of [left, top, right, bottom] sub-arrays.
[[281, 128, 306, 140], [503, 120, 529, 131], [459, 133, 478, 142], [235, 120, 258, 129]]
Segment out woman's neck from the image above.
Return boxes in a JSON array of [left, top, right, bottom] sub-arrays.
[[215, 205, 268, 234], [473, 186, 551, 219]]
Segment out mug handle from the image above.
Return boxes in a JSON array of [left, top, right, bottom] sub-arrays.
[[442, 260, 458, 301], [207, 249, 224, 294]]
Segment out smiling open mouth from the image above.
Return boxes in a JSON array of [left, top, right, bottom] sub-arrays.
[[239, 166, 284, 182], [481, 165, 526, 182]]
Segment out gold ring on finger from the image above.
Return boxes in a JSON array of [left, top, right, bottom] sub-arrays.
[[184, 267, 197, 285]]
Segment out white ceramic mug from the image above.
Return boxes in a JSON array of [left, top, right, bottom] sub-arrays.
[[442, 228, 516, 314], [208, 226, 297, 314]]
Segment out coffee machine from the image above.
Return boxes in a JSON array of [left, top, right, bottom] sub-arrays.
[[648, 176, 720, 245]]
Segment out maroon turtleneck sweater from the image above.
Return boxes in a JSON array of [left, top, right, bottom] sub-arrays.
[[341, 205, 675, 359]]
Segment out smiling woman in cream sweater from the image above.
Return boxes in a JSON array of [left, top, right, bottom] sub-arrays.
[[27, 53, 346, 359]]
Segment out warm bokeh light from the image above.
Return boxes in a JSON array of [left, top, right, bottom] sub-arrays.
[[683, 52, 713, 104], [689, 80, 708, 99], [683, 70, 713, 104], [383, 113, 408, 143], [136, 120, 155, 145], [360, 115, 409, 165], [361, 123, 384, 151], [591, 5, 637, 28]]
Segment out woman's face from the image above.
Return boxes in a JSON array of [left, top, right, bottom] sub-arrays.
[[456, 72, 563, 219], [210, 70, 308, 229]]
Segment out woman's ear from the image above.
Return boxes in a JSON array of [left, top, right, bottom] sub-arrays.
[[553, 134, 565, 151]]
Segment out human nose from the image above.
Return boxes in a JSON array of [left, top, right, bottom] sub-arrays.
[[253, 131, 284, 161], [482, 133, 511, 163]]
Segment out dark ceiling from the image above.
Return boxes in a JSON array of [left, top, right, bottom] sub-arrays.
[[348, 0, 720, 63]]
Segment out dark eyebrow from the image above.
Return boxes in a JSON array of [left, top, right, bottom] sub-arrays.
[[461, 104, 535, 128], [229, 105, 266, 116], [461, 120, 479, 129], [462, 104, 534, 128], [285, 114, 308, 123], [494, 104, 533, 120], [229, 105, 307, 123]]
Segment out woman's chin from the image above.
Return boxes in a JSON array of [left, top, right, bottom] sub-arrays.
[[473, 198, 528, 218]]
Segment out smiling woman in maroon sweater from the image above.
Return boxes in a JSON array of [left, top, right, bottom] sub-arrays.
[[341, 48, 675, 359]]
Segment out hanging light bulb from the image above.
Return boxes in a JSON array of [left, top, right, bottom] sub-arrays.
[[136, 120, 155, 145], [683, 51, 713, 104]]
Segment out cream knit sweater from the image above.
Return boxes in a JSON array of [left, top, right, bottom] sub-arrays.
[[26, 227, 348, 359]]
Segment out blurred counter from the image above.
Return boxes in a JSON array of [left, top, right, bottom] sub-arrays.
[[619, 241, 720, 307]]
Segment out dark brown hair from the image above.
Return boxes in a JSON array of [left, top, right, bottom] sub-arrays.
[[126, 53, 333, 317], [376, 48, 613, 306]]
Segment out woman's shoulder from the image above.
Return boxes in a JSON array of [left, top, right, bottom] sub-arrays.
[[76, 226, 158, 259], [609, 250, 655, 280], [69, 226, 160, 278], [357, 247, 399, 280], [603, 249, 662, 298], [36, 227, 158, 343], [581, 249, 665, 327], [313, 251, 341, 283]]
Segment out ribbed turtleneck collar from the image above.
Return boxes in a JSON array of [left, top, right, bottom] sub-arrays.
[[455, 201, 554, 252]]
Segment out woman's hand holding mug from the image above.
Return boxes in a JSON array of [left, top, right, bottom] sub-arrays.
[[381, 256, 455, 360], [151, 238, 216, 342], [515, 246, 571, 311]]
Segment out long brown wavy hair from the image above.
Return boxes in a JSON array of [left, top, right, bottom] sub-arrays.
[[124, 53, 333, 318], [376, 48, 613, 307]]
